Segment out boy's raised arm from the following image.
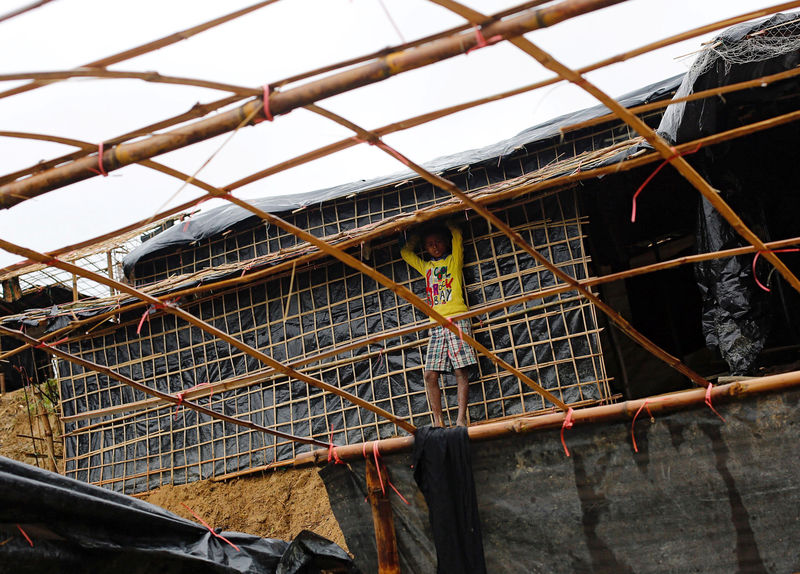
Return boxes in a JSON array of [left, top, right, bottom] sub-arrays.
[[401, 233, 426, 274], [447, 220, 463, 269]]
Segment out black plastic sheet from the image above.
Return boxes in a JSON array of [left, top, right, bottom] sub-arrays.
[[0, 456, 355, 574]]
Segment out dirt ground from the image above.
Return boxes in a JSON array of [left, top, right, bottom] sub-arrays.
[[0, 387, 345, 549]]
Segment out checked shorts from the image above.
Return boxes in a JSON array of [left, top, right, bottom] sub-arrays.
[[425, 319, 478, 372]]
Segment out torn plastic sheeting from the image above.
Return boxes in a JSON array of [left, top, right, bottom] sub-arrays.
[[0, 456, 356, 574]]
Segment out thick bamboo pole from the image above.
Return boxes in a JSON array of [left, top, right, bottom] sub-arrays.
[[0, 325, 328, 448], [0, 0, 56, 24], [0, 0, 281, 100], [0, 0, 625, 208], [293, 369, 800, 465], [306, 103, 712, 388], [0, 238, 416, 433]]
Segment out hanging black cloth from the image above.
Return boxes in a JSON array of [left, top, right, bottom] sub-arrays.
[[412, 426, 487, 574]]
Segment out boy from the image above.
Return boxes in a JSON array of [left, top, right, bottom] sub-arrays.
[[401, 220, 477, 427]]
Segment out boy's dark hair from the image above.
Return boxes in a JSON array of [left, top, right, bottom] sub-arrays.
[[420, 223, 449, 243]]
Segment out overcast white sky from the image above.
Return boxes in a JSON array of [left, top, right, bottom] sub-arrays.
[[0, 0, 786, 268]]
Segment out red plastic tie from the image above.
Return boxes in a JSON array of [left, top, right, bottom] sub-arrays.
[[560, 407, 575, 457], [631, 144, 700, 222], [365, 441, 409, 505], [180, 503, 240, 552], [704, 384, 726, 422], [466, 25, 503, 55], [173, 383, 214, 420], [89, 142, 109, 177], [327, 432, 344, 465], [16, 524, 33, 547], [752, 248, 800, 292], [630, 398, 665, 453], [34, 337, 68, 350], [262, 85, 274, 122]]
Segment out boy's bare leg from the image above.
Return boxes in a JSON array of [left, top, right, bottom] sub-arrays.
[[424, 370, 444, 427], [454, 367, 470, 427]]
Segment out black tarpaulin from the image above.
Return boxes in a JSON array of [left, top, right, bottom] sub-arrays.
[[656, 11, 800, 375], [0, 456, 355, 574]]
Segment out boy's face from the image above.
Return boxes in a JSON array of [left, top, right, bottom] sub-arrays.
[[424, 233, 448, 259]]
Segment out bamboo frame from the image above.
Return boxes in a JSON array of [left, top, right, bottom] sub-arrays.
[[0, 0, 798, 492], [4, 2, 796, 277]]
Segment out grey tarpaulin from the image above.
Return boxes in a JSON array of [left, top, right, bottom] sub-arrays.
[[656, 11, 800, 374], [322, 388, 800, 573], [0, 456, 356, 574]]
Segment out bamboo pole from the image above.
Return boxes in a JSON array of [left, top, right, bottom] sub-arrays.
[[305, 103, 712, 389], [31, 383, 57, 472], [0, 325, 329, 448], [0, 0, 56, 24], [0, 0, 626, 207], [0, 69, 257, 97], [0, 238, 416, 433], [293, 369, 800, 465], [0, 0, 281, 100]]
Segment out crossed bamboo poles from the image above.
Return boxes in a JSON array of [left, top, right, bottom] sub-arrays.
[[1, 0, 799, 453]]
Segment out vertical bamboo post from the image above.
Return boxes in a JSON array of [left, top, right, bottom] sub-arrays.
[[32, 383, 57, 473], [365, 458, 401, 573], [107, 250, 115, 296], [0, 372, 5, 396], [71, 273, 78, 302]]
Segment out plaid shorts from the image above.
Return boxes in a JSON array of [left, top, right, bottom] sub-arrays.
[[425, 319, 478, 372]]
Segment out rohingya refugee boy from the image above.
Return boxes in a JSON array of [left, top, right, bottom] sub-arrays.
[[401, 220, 477, 427]]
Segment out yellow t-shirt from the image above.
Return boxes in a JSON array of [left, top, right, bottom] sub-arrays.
[[401, 224, 469, 319]]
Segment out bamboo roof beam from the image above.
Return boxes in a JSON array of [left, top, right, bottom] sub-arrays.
[[0, 238, 416, 434], [0, 0, 56, 25], [6, 60, 796, 280], [304, 104, 712, 390], [0, 325, 328, 448], [0, 0, 627, 208], [0, 0, 281, 101]]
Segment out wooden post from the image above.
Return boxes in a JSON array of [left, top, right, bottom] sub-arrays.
[[0, 372, 5, 396], [107, 250, 115, 296], [71, 273, 78, 302], [365, 457, 401, 574], [32, 383, 57, 473]]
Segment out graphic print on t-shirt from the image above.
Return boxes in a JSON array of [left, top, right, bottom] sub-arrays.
[[426, 264, 453, 307]]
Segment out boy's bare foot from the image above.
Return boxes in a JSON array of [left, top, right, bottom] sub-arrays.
[[456, 419, 468, 428]]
